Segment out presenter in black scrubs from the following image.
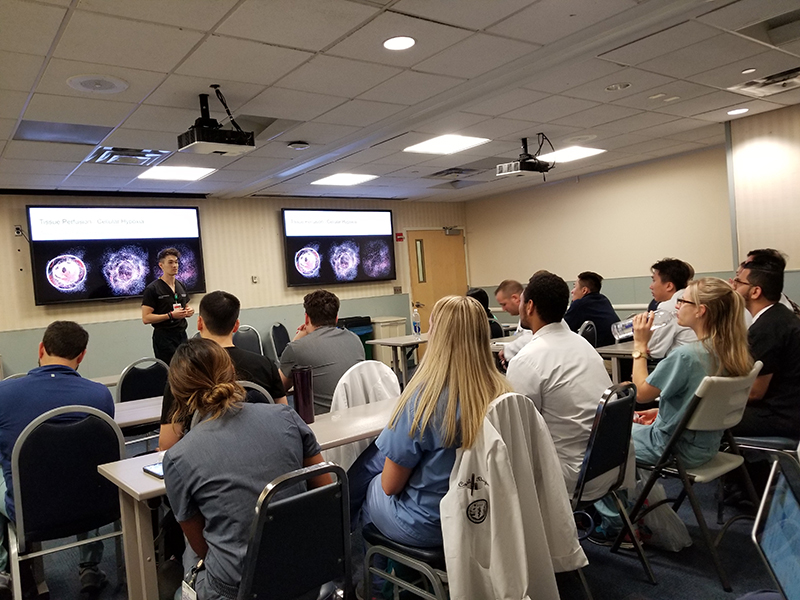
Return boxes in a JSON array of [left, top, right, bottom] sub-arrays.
[[141, 248, 195, 364]]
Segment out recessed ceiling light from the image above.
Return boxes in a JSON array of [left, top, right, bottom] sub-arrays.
[[742, 68, 756, 75], [67, 74, 129, 94], [605, 82, 631, 92], [537, 146, 606, 163], [138, 166, 215, 181], [383, 36, 415, 50], [663, 96, 681, 102], [286, 141, 310, 150], [727, 108, 749, 116], [403, 134, 490, 155], [310, 173, 379, 186], [648, 93, 666, 100]]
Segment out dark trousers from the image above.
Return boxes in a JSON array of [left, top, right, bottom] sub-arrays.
[[152, 328, 188, 365]]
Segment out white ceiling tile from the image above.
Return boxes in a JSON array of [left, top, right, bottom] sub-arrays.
[[123, 105, 225, 134], [274, 122, 360, 145], [599, 21, 719, 66], [595, 132, 652, 150], [275, 56, 401, 98], [414, 112, 489, 135], [0, 173, 66, 187], [0, 52, 45, 93], [551, 104, 641, 128], [218, 0, 377, 51], [358, 71, 465, 105], [252, 142, 325, 160], [57, 176, 130, 190], [696, 0, 800, 31], [326, 12, 472, 68], [315, 99, 406, 127], [632, 117, 712, 138], [413, 34, 538, 80], [687, 50, 800, 90], [456, 140, 521, 157], [240, 87, 347, 121], [121, 178, 186, 192], [611, 137, 689, 155], [0, 118, 16, 141], [3, 140, 94, 161], [35, 58, 165, 105], [197, 169, 258, 183], [177, 36, 313, 86], [54, 12, 204, 72], [0, 159, 78, 175], [563, 68, 675, 103], [593, 111, 679, 134], [637, 33, 767, 79], [145, 75, 265, 112], [223, 156, 288, 172], [0, 90, 28, 120], [463, 89, 548, 116], [178, 180, 231, 193], [76, 0, 240, 31], [71, 163, 148, 178], [457, 117, 542, 139], [644, 141, 708, 157], [487, 0, 637, 46], [505, 122, 584, 143], [765, 86, 800, 106], [392, 0, 534, 30], [310, 161, 399, 176], [24, 93, 136, 127], [693, 98, 784, 122], [612, 80, 717, 110], [369, 151, 430, 167], [654, 90, 748, 117], [523, 59, 626, 94], [778, 38, 800, 55], [663, 123, 724, 142], [101, 128, 179, 151], [334, 145, 401, 164], [0, 1, 65, 56], [503, 95, 598, 122]]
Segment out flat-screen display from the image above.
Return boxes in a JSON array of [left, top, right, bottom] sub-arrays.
[[281, 209, 396, 287], [27, 205, 206, 305]]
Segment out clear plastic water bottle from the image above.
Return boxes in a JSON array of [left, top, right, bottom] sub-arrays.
[[412, 308, 422, 340], [611, 309, 673, 341]]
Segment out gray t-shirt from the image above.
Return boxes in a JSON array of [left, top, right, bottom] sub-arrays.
[[280, 326, 365, 412], [163, 403, 321, 592]]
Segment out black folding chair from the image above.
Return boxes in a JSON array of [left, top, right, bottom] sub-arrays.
[[577, 320, 597, 347], [233, 324, 264, 355], [237, 380, 274, 404], [237, 462, 354, 600], [117, 357, 169, 449], [271, 322, 291, 359]]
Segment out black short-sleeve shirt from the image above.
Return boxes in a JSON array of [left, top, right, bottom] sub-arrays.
[[142, 278, 189, 330]]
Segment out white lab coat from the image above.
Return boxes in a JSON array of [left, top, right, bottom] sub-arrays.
[[322, 360, 400, 470], [440, 393, 588, 600]]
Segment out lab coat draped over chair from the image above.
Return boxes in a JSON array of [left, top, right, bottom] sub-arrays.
[[441, 392, 588, 600]]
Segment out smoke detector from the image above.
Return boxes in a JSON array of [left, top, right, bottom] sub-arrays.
[[67, 74, 129, 94]]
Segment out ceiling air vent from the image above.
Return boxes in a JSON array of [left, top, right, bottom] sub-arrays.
[[427, 167, 482, 178], [729, 66, 800, 98], [85, 147, 171, 166]]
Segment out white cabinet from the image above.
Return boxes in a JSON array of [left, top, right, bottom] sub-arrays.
[[370, 316, 407, 368]]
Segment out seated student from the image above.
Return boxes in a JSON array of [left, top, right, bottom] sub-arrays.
[[733, 248, 800, 327], [493, 279, 533, 364], [349, 295, 511, 548], [731, 255, 800, 438], [466, 287, 504, 339], [159, 290, 286, 451], [645, 258, 698, 359], [563, 271, 620, 347], [506, 271, 613, 498], [594, 278, 753, 542], [280, 290, 365, 414], [163, 339, 328, 600]]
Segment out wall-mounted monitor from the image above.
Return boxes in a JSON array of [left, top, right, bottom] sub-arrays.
[[27, 205, 206, 305], [281, 209, 396, 287]]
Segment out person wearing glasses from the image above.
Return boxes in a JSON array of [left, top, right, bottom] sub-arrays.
[[730, 255, 800, 438], [732, 248, 800, 328]]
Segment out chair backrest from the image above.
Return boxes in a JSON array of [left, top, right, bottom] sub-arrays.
[[12, 405, 124, 551], [237, 462, 352, 600], [271, 322, 291, 359], [117, 357, 169, 403], [233, 325, 263, 356], [3, 373, 27, 380], [330, 360, 400, 412], [577, 320, 597, 347], [686, 361, 763, 432], [572, 383, 637, 507], [237, 380, 274, 404]]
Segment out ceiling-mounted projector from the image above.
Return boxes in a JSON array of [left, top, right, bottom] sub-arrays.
[[496, 135, 554, 178], [178, 88, 255, 156]]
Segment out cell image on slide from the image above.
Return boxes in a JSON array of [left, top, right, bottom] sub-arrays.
[[362, 240, 392, 279], [329, 240, 360, 281], [102, 245, 148, 296], [295, 245, 321, 279], [153, 245, 199, 287], [46, 253, 87, 293]]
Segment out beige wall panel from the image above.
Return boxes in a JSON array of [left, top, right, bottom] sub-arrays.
[[465, 147, 731, 285], [731, 104, 800, 269], [0, 194, 464, 332]]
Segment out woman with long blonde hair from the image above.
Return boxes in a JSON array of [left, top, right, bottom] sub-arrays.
[[350, 295, 511, 548]]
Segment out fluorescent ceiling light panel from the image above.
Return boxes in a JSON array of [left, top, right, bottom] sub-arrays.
[[384, 36, 415, 50], [310, 173, 379, 186], [403, 134, 491, 155], [138, 166, 215, 181], [727, 108, 749, 115], [537, 146, 606, 163]]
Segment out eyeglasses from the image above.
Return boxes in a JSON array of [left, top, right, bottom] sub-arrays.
[[732, 277, 752, 287], [676, 297, 696, 307]]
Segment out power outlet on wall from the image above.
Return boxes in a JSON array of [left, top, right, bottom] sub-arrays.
[[14, 226, 23, 237]]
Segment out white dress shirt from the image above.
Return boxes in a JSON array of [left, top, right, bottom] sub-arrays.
[[500, 320, 532, 360]]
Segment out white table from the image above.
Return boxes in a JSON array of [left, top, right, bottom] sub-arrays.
[[91, 374, 120, 388], [114, 397, 162, 428], [595, 341, 634, 383], [490, 334, 519, 354], [367, 333, 428, 388], [99, 399, 397, 600]]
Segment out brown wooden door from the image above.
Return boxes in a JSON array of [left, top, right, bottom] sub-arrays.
[[407, 229, 468, 358]]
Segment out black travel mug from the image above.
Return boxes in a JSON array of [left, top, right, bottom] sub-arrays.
[[292, 365, 314, 424]]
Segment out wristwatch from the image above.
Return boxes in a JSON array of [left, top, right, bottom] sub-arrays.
[[631, 349, 649, 360]]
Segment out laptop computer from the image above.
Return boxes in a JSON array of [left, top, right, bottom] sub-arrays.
[[752, 453, 800, 600]]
